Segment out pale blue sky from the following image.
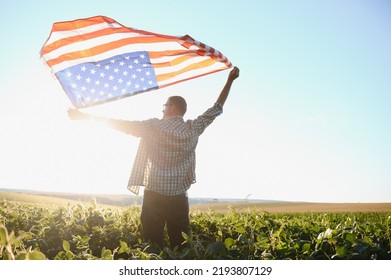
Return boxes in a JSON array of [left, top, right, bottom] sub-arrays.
[[0, 0, 390, 202]]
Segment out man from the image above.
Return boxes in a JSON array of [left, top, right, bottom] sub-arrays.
[[68, 66, 240, 248]]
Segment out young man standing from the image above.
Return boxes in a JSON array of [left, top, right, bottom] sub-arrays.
[[68, 66, 240, 248]]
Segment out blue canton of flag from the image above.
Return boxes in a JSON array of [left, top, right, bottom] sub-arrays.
[[56, 51, 158, 108]]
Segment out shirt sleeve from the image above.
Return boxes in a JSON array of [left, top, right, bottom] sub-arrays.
[[107, 118, 159, 137], [191, 103, 223, 135]]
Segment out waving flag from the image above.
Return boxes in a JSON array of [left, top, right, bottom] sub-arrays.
[[40, 15, 232, 108]]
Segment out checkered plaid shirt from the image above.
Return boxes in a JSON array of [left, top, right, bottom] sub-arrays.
[[121, 103, 223, 196]]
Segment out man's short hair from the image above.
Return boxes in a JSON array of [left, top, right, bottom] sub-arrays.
[[169, 96, 187, 116]]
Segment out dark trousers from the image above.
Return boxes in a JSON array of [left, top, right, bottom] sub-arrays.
[[141, 189, 189, 249]]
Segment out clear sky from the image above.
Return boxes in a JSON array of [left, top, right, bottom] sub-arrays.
[[0, 0, 390, 202]]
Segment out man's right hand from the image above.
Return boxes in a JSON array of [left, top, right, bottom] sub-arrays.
[[228, 66, 240, 82]]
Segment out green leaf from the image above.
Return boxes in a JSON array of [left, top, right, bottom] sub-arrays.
[[345, 233, 355, 244], [181, 231, 192, 243], [302, 243, 311, 252], [235, 226, 246, 234], [101, 248, 113, 260], [224, 237, 235, 249], [63, 240, 71, 252], [119, 240, 129, 254], [336, 245, 347, 258], [0, 225, 8, 245], [28, 251, 46, 260], [65, 251, 74, 259]]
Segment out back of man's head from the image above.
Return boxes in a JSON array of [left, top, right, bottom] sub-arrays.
[[169, 96, 187, 116]]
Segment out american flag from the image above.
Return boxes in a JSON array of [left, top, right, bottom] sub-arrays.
[[40, 15, 232, 108]]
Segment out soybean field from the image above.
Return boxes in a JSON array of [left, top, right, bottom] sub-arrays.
[[1, 197, 390, 260]]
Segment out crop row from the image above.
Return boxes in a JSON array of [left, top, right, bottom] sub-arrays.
[[1, 200, 390, 260]]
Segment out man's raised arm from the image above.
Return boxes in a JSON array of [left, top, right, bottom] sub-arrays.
[[216, 66, 240, 107]]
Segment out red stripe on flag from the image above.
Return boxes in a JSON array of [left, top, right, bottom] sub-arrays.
[[50, 15, 117, 32]]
